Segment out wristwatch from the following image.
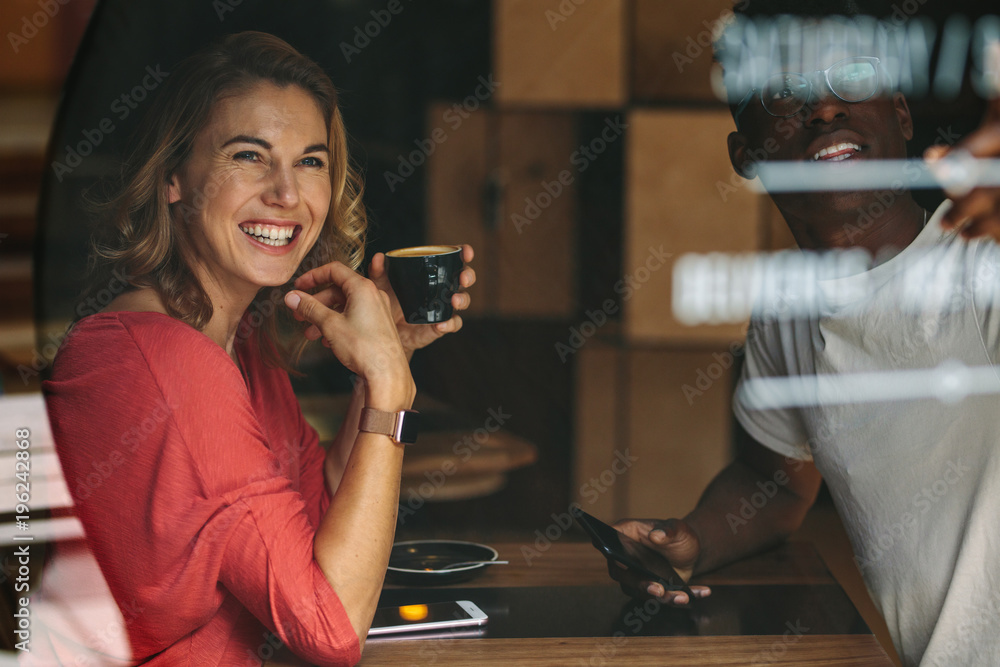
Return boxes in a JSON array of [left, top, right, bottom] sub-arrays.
[[359, 407, 420, 444]]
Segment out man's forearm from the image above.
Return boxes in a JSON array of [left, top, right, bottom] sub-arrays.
[[684, 458, 817, 575]]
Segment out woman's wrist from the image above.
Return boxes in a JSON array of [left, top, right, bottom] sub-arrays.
[[363, 373, 416, 412], [355, 346, 415, 409]]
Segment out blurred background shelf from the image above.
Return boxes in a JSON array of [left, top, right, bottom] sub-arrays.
[[299, 393, 538, 503]]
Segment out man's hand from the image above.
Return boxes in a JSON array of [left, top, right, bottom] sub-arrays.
[[927, 41, 1000, 241], [609, 517, 712, 605]]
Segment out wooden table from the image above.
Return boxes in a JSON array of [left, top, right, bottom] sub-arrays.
[[270, 540, 894, 666], [6, 393, 889, 665]]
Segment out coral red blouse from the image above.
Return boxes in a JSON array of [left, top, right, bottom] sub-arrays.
[[43, 312, 360, 665]]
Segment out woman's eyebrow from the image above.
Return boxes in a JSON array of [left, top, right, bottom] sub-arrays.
[[222, 134, 271, 149], [221, 135, 329, 154]]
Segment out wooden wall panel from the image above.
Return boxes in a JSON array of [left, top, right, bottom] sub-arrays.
[[624, 109, 760, 344], [425, 104, 491, 316], [0, 0, 61, 90], [573, 341, 622, 522], [625, 348, 733, 520], [0, 0, 96, 91], [427, 108, 576, 317], [574, 343, 735, 522], [494, 0, 627, 108], [632, 0, 735, 102], [496, 112, 576, 317]]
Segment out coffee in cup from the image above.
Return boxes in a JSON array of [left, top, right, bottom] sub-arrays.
[[385, 245, 463, 324]]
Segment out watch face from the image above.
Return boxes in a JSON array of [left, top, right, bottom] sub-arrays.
[[397, 411, 420, 444]]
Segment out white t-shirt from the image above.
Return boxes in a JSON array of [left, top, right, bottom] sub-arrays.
[[733, 202, 1000, 667]]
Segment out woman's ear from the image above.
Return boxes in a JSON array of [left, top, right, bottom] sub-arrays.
[[166, 174, 181, 204], [727, 131, 755, 179]]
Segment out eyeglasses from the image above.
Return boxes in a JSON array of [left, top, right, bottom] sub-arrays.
[[733, 57, 882, 128]]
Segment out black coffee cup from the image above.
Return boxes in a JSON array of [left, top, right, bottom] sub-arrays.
[[385, 245, 463, 324]]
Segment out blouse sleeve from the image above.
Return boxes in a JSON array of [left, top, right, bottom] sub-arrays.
[[45, 315, 360, 665], [294, 403, 333, 522]]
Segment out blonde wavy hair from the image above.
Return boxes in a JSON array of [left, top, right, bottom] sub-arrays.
[[89, 31, 366, 368]]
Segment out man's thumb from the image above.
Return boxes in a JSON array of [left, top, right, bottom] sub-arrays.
[[653, 519, 681, 542]]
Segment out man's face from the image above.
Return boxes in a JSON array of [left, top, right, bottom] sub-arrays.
[[727, 45, 915, 218]]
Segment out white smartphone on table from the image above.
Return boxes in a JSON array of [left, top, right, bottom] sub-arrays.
[[368, 600, 488, 636]]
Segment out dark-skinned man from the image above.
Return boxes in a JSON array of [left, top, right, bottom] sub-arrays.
[[612, 2, 1000, 665]]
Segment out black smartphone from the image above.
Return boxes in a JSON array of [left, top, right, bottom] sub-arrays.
[[572, 507, 694, 597]]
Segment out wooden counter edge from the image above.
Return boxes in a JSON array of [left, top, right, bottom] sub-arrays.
[[358, 634, 893, 666]]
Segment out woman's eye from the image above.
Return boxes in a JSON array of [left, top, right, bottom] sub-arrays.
[[301, 156, 326, 168], [234, 150, 260, 162]]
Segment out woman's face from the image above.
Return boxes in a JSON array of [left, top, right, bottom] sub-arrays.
[[167, 81, 331, 300]]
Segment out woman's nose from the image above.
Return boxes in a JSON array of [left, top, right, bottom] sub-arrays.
[[262, 164, 300, 208]]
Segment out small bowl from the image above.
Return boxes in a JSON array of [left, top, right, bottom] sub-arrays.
[[387, 540, 500, 586]]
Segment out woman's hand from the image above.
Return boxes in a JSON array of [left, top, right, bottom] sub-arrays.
[[609, 517, 711, 606], [284, 261, 414, 410], [368, 244, 476, 357]]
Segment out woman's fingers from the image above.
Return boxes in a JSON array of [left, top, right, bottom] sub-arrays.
[[294, 261, 358, 291], [286, 287, 345, 326], [368, 252, 389, 285], [459, 265, 476, 290], [460, 243, 475, 263], [284, 291, 341, 330], [284, 290, 348, 350], [434, 315, 463, 334], [288, 263, 362, 329], [305, 286, 347, 311], [299, 248, 474, 360], [284, 281, 405, 378], [451, 291, 472, 311]]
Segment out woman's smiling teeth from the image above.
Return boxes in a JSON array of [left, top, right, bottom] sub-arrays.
[[239, 223, 296, 247], [812, 142, 862, 161]]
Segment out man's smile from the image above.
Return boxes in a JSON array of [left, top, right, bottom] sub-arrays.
[[812, 142, 862, 161], [805, 130, 868, 164]]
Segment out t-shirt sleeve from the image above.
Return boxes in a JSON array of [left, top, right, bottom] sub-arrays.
[[45, 316, 360, 665], [971, 239, 1000, 362], [732, 319, 813, 461]]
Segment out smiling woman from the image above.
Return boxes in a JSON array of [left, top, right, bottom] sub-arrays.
[[87, 31, 367, 368], [165, 82, 335, 346], [39, 31, 475, 666]]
